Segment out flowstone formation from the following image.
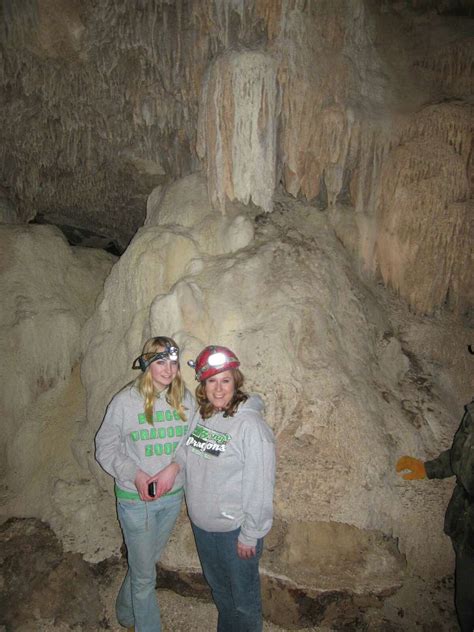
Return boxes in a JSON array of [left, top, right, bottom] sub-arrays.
[[80, 174, 469, 628], [0, 224, 115, 547]]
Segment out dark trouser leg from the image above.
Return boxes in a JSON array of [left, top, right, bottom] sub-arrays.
[[191, 523, 263, 632], [455, 549, 474, 632]]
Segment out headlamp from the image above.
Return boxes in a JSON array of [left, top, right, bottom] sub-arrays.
[[132, 345, 179, 372], [188, 345, 240, 381], [208, 352, 227, 367], [188, 351, 228, 370]]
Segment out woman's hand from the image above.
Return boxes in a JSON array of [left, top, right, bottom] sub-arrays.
[[148, 462, 180, 498], [237, 541, 256, 559], [134, 469, 154, 501]]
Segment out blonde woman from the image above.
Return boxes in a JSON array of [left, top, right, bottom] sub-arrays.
[[95, 336, 195, 632]]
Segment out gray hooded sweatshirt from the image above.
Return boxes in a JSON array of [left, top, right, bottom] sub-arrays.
[[95, 384, 196, 499], [175, 395, 276, 547]]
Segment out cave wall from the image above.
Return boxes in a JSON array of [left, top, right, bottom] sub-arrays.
[[0, 0, 472, 317], [0, 0, 269, 248]]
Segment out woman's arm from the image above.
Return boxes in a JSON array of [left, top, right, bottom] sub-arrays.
[[239, 416, 276, 548], [148, 393, 199, 498], [95, 394, 138, 484], [173, 404, 200, 472]]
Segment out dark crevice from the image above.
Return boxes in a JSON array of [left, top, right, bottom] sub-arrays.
[[31, 214, 123, 255]]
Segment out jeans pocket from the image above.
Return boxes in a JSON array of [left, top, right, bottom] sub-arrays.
[[117, 499, 148, 534]]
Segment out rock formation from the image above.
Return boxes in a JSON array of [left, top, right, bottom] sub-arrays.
[[0, 0, 472, 629], [80, 175, 468, 627], [0, 225, 114, 546], [1, 1, 472, 312]]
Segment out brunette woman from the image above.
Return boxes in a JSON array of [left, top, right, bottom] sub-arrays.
[[158, 344, 276, 631]]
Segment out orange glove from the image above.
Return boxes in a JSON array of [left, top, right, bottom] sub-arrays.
[[396, 456, 426, 480]]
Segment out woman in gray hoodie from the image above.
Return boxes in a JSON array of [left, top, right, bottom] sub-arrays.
[[158, 344, 276, 632], [95, 336, 195, 632]]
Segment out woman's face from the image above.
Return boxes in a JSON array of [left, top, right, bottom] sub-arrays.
[[149, 348, 178, 391], [205, 369, 235, 411]]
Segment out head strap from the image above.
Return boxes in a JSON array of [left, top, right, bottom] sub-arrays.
[[132, 345, 179, 372]]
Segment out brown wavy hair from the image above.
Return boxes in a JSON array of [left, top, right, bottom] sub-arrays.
[[135, 336, 187, 424], [196, 368, 248, 419]]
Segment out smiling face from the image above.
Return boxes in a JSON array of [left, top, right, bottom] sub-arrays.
[[204, 369, 236, 411], [149, 348, 179, 391]]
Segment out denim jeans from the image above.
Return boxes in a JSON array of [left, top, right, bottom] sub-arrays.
[[116, 491, 183, 632], [191, 522, 264, 632]]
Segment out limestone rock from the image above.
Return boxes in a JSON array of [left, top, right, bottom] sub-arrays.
[[0, 187, 18, 224], [0, 225, 114, 415], [0, 0, 472, 622], [146, 172, 255, 255], [82, 182, 468, 586], [81, 224, 200, 432], [374, 103, 473, 317], [0, 225, 114, 533]]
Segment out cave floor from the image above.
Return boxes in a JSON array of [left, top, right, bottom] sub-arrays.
[[101, 569, 459, 632], [0, 518, 459, 632]]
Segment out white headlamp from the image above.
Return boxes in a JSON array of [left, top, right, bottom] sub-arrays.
[[208, 352, 227, 367]]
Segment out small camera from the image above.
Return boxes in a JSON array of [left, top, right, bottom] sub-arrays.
[[148, 482, 156, 497]]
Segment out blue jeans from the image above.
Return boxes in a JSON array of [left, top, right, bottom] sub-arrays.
[[191, 522, 264, 632], [116, 492, 183, 632]]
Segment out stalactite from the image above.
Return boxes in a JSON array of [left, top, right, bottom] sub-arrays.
[[198, 50, 278, 213], [0, 0, 39, 49], [375, 104, 472, 315], [401, 102, 472, 164], [413, 38, 473, 97], [0, 0, 471, 316], [0, 0, 277, 241], [273, 0, 386, 210]]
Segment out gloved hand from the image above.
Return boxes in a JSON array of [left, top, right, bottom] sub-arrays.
[[396, 456, 426, 480]]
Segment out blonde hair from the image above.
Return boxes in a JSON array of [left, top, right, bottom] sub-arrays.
[[135, 336, 187, 424], [196, 368, 248, 420]]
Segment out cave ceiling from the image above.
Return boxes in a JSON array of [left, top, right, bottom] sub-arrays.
[[0, 0, 472, 252]]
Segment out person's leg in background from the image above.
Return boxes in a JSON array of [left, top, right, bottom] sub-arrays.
[[455, 550, 474, 632]]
